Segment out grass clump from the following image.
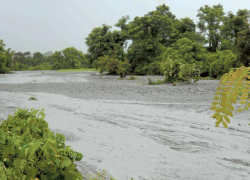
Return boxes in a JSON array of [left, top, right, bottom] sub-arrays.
[[117, 77, 125, 80], [125, 76, 139, 80], [29, 97, 37, 101], [200, 77, 215, 80], [0, 108, 83, 180], [148, 78, 165, 85]]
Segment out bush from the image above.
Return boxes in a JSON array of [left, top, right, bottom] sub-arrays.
[[29, 97, 37, 101], [137, 61, 162, 75], [160, 56, 200, 83], [0, 108, 83, 180], [209, 50, 238, 78], [97, 55, 130, 78], [125, 76, 138, 80], [147, 78, 165, 85], [29, 63, 53, 71]]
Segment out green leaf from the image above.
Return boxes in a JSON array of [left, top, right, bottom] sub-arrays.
[[222, 121, 228, 129], [61, 156, 72, 168], [75, 153, 83, 161], [28, 140, 42, 160]]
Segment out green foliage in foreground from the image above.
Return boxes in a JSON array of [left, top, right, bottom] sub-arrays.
[[0, 108, 83, 180], [58, 68, 96, 72], [211, 66, 250, 128]]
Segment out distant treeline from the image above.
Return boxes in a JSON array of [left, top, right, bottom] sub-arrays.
[[0, 43, 90, 73], [1, 4, 250, 81]]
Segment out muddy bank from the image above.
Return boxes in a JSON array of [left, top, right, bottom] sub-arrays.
[[0, 70, 218, 103], [0, 71, 250, 180]]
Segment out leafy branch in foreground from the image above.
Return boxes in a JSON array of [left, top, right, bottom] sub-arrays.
[[211, 66, 250, 128], [0, 108, 83, 180]]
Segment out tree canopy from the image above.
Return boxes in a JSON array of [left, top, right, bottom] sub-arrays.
[[2, 3, 250, 81]]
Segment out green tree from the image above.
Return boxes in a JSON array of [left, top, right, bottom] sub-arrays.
[[32, 52, 45, 66], [164, 38, 207, 73], [177, 18, 196, 34], [209, 50, 238, 78], [125, 4, 178, 74], [52, 47, 87, 69], [5, 48, 15, 71], [160, 38, 204, 82], [0, 39, 9, 73], [197, 4, 225, 52], [171, 38, 206, 63], [221, 10, 250, 44], [85, 24, 126, 64], [115, 15, 130, 42], [160, 55, 200, 83], [13, 52, 32, 70], [236, 28, 250, 66]]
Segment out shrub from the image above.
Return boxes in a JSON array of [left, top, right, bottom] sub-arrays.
[[160, 56, 200, 83], [147, 78, 165, 85], [209, 50, 238, 78], [29, 97, 37, 101], [125, 76, 138, 80], [97, 55, 130, 78], [0, 108, 83, 179], [134, 61, 162, 75], [29, 63, 53, 71]]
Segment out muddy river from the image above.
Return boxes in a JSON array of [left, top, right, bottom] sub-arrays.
[[0, 71, 249, 180]]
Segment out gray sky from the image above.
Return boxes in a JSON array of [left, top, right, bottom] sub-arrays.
[[1, 0, 250, 54]]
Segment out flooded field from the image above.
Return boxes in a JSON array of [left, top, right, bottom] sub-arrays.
[[0, 71, 250, 180]]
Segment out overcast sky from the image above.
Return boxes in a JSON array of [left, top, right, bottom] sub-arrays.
[[1, 0, 250, 53]]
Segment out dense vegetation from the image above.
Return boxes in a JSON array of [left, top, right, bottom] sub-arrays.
[[0, 45, 89, 73], [1, 3, 250, 83], [85, 4, 250, 82], [0, 108, 83, 179]]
